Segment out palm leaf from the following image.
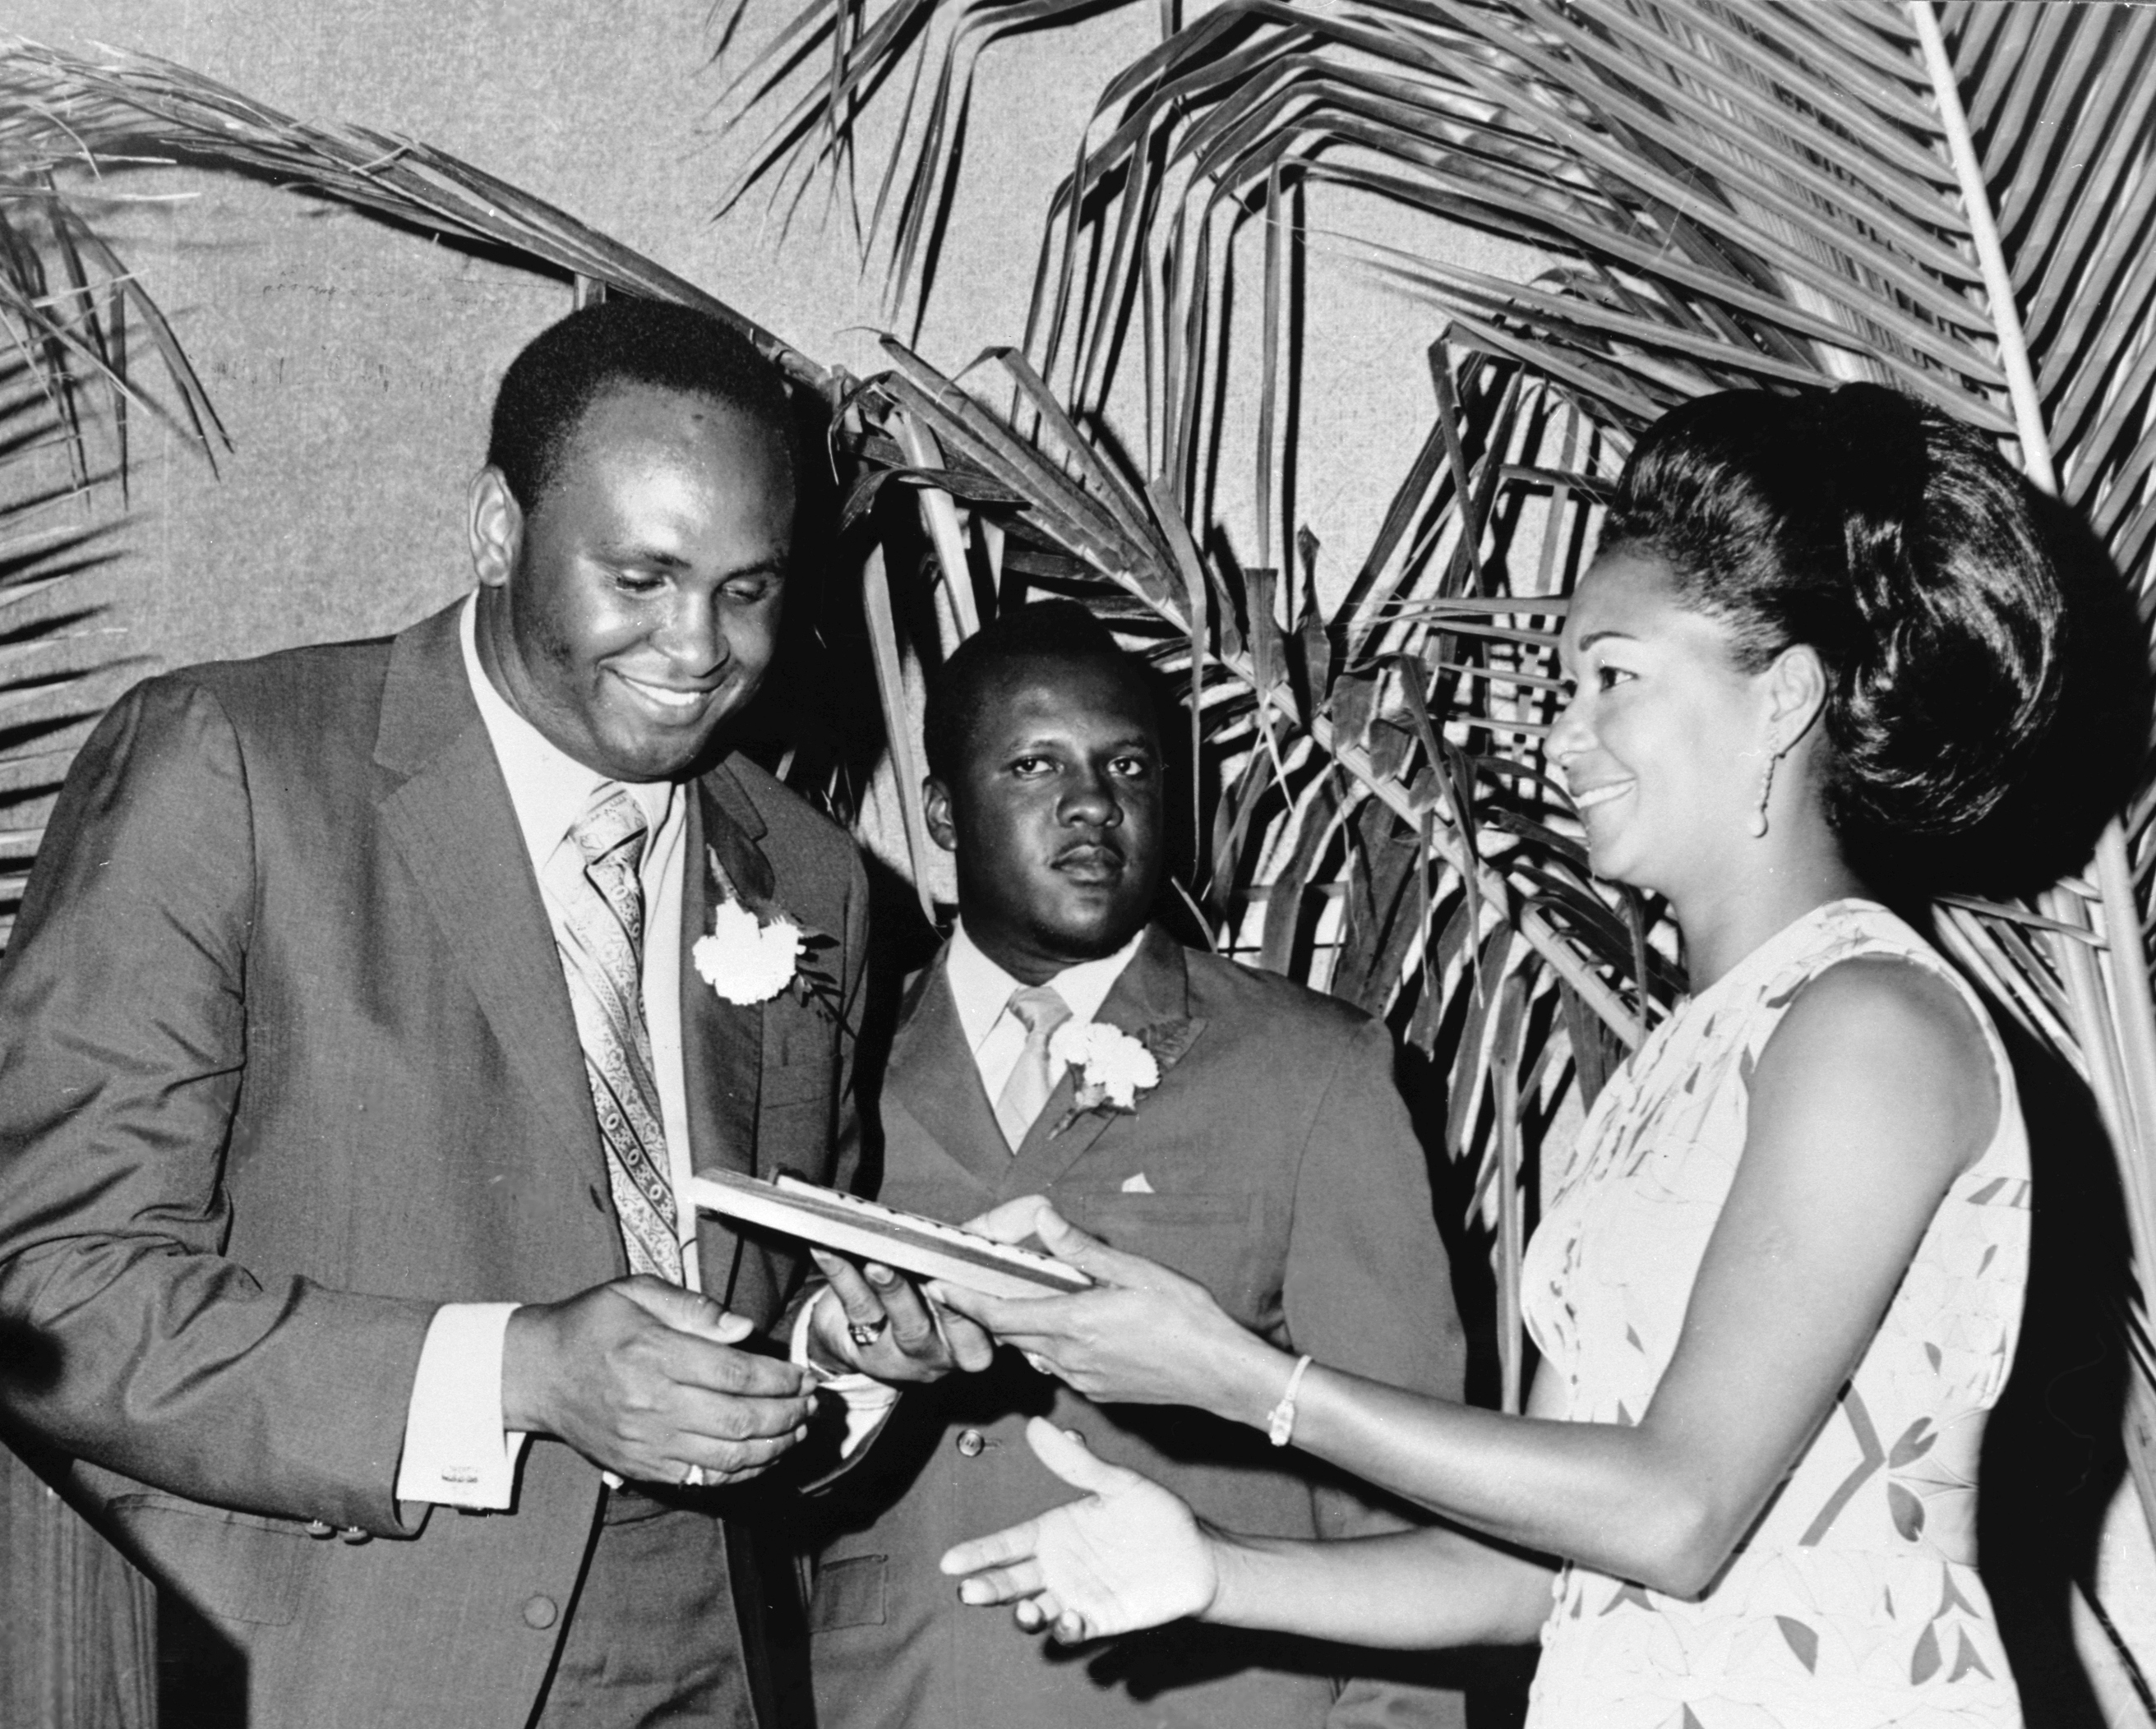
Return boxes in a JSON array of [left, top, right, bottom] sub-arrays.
[[0, 67, 227, 948], [0, 176, 222, 477], [0, 348, 135, 947], [0, 37, 829, 399]]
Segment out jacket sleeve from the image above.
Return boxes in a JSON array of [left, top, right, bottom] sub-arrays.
[[1282, 1014, 1475, 1727], [0, 677, 433, 1534]]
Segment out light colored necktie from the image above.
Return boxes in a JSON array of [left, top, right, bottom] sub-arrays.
[[994, 984, 1073, 1150], [548, 786, 682, 1283]]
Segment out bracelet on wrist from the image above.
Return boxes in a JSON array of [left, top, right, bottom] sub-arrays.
[[1265, 1353, 1314, 1447]]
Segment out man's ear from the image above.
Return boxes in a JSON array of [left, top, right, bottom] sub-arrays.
[[924, 777, 959, 855], [469, 468, 524, 589], [1764, 642, 1829, 749]]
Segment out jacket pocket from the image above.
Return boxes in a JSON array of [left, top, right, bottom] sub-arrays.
[[809, 1552, 888, 1632], [762, 998, 841, 1105], [1054, 1191, 1258, 1310], [108, 1493, 309, 1627]]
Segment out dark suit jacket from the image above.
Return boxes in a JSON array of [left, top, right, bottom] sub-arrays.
[[806, 927, 1468, 1729], [0, 602, 869, 1729]]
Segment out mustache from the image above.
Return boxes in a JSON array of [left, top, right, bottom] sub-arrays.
[[1051, 837, 1126, 867]]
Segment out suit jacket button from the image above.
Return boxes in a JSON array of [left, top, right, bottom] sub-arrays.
[[337, 1525, 370, 1544], [956, 1428, 986, 1458], [523, 1594, 560, 1630], [303, 1519, 335, 1538]]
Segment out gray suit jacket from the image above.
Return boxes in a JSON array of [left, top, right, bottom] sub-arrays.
[[0, 602, 869, 1729], [807, 927, 1468, 1728]]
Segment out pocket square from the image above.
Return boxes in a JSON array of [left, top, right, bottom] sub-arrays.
[[1120, 1172, 1156, 1194]]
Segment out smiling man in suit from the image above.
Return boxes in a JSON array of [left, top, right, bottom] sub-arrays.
[[0, 297, 969, 1729], [804, 600, 1470, 1728]]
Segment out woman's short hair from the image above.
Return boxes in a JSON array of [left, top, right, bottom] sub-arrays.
[[1599, 383, 2123, 891]]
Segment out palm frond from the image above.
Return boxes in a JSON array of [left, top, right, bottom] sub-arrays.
[[0, 73, 226, 946], [0, 343, 134, 947], [1960, 2, 2156, 573], [0, 170, 223, 478], [0, 37, 833, 399]]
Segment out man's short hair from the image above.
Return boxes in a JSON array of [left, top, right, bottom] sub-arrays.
[[486, 297, 795, 512], [924, 600, 1155, 782]]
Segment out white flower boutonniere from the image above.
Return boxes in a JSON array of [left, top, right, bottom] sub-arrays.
[[690, 844, 842, 1015], [1046, 1021, 1162, 1133], [692, 897, 805, 1006]]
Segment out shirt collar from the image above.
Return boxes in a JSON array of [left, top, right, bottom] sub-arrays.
[[459, 592, 675, 871], [945, 920, 1148, 1054]]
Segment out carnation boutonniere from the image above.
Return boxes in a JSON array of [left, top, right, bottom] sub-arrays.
[[1044, 1017, 1197, 1137], [690, 846, 842, 1019]]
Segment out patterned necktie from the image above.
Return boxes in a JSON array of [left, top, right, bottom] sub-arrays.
[[548, 786, 682, 1283], [994, 984, 1074, 1151]]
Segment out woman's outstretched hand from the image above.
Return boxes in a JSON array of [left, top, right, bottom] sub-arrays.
[[930, 1199, 1280, 1417], [939, 1417, 1218, 1643]]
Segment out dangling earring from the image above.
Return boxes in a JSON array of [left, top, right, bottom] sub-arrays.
[[1750, 749, 1781, 839]]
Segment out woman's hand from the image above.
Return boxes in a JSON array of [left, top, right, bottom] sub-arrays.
[[939, 1418, 1218, 1643], [931, 1200, 1286, 1421]]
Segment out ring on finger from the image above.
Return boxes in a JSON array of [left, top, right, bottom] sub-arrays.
[[679, 1460, 709, 1489], [847, 1315, 891, 1349], [1023, 1350, 1055, 1376]]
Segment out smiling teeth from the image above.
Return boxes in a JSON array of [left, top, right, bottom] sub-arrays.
[[1569, 781, 1632, 811]]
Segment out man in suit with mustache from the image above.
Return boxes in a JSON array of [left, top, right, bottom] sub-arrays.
[[803, 600, 1470, 1727], [0, 297, 973, 1729]]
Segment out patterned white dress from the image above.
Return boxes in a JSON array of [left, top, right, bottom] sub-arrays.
[[1521, 899, 2028, 1728]]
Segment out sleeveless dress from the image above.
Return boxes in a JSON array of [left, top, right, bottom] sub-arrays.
[[1520, 899, 2028, 1728]]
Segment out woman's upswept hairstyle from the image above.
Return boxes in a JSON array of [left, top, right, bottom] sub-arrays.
[[1599, 384, 2124, 891]]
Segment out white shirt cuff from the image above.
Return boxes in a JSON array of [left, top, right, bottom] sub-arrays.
[[792, 1289, 901, 1458], [395, 1303, 529, 1509]]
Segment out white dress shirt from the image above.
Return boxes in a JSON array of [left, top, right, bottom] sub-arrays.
[[944, 920, 1147, 1105], [394, 595, 704, 1508]]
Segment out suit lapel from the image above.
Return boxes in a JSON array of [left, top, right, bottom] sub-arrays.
[[373, 604, 601, 1195], [684, 768, 773, 1299], [1006, 925, 1204, 1193], [700, 760, 779, 909], [887, 947, 1017, 1191]]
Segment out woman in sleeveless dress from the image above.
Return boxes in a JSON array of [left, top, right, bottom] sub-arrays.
[[933, 384, 2111, 1727]]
